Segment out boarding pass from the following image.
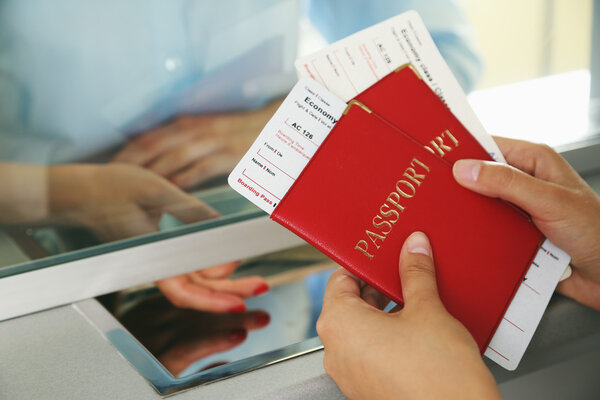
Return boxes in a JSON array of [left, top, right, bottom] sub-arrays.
[[228, 11, 570, 371]]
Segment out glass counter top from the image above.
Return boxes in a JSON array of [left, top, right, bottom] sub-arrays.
[[0, 184, 263, 278]]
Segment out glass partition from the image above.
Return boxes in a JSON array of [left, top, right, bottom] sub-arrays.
[[99, 245, 335, 384], [0, 1, 596, 392], [0, 0, 597, 307], [0, 0, 302, 275]]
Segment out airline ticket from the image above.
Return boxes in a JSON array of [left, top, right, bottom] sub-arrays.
[[294, 10, 570, 371], [228, 78, 346, 213], [229, 10, 571, 371], [295, 10, 505, 163], [484, 240, 570, 370], [228, 75, 571, 371]]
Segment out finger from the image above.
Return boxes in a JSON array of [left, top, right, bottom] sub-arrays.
[[112, 143, 156, 166], [170, 154, 235, 189], [156, 275, 247, 313], [321, 268, 363, 313], [360, 284, 390, 310], [95, 206, 158, 241], [160, 330, 247, 377], [493, 137, 584, 189], [453, 159, 565, 218], [236, 310, 271, 331], [152, 185, 220, 224], [187, 274, 270, 298], [556, 272, 600, 311], [112, 123, 192, 166], [198, 262, 240, 279], [133, 176, 220, 225], [317, 269, 374, 352], [146, 140, 221, 177], [399, 232, 441, 308], [188, 309, 271, 333], [162, 197, 220, 224]]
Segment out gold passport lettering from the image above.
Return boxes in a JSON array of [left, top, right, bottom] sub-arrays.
[[424, 130, 459, 157], [353, 130, 459, 260], [354, 158, 430, 260]]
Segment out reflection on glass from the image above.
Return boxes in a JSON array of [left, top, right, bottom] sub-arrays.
[[104, 245, 336, 378], [0, 1, 302, 275], [0, 1, 487, 276], [0, 1, 596, 284], [119, 295, 272, 377], [0, 163, 271, 312], [0, 175, 260, 269]]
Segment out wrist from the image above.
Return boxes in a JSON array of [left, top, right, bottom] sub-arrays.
[[47, 164, 97, 226]]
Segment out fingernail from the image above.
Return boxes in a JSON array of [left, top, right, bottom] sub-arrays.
[[406, 232, 431, 257], [252, 283, 270, 296], [253, 312, 271, 326], [202, 362, 227, 371], [453, 160, 481, 182], [228, 304, 246, 313], [559, 266, 572, 281], [228, 329, 247, 342]]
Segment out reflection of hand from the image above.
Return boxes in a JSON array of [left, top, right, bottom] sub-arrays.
[[48, 163, 218, 241], [48, 163, 270, 313], [156, 262, 269, 314], [453, 137, 600, 310], [112, 100, 282, 189], [119, 295, 270, 377], [317, 232, 501, 400]]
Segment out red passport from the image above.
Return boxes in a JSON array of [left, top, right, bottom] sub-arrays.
[[355, 64, 494, 164], [271, 75, 542, 352]]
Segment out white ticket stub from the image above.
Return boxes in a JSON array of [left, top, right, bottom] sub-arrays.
[[229, 76, 571, 371], [228, 78, 346, 213], [295, 10, 505, 163], [485, 239, 570, 370]]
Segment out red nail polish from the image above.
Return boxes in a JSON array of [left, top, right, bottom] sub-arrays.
[[202, 362, 227, 371], [228, 329, 247, 342], [253, 312, 271, 326], [228, 304, 246, 313], [252, 283, 270, 296]]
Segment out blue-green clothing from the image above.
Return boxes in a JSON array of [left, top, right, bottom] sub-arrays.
[[0, 0, 481, 163]]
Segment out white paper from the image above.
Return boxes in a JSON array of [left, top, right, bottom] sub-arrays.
[[228, 78, 346, 213], [295, 10, 505, 163], [485, 239, 570, 370]]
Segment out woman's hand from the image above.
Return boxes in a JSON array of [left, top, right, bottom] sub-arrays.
[[48, 163, 218, 240], [156, 262, 269, 313], [453, 137, 600, 310], [119, 294, 271, 377], [112, 99, 282, 189], [47, 163, 270, 313], [317, 232, 501, 400]]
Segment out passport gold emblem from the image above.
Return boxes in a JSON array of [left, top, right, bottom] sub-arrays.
[[354, 157, 430, 260], [353, 129, 459, 260]]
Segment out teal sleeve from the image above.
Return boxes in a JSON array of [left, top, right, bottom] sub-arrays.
[[305, 0, 483, 92]]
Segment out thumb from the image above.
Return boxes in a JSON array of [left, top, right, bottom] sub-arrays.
[[453, 159, 561, 218], [161, 187, 220, 224], [399, 232, 441, 307]]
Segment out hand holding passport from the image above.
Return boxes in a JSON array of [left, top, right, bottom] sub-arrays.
[[228, 11, 571, 370], [271, 65, 541, 354], [317, 234, 504, 400]]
